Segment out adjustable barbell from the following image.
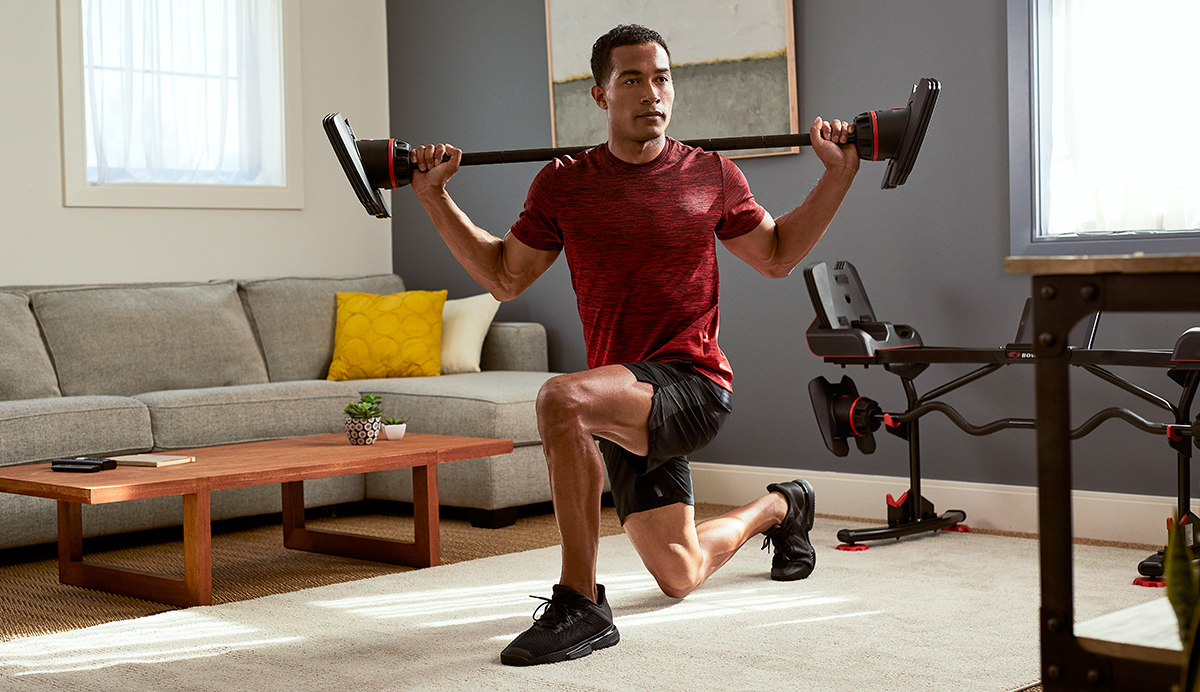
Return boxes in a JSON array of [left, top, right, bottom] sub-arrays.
[[325, 78, 940, 218]]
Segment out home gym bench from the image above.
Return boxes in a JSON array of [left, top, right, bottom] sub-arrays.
[[804, 259, 1200, 591]]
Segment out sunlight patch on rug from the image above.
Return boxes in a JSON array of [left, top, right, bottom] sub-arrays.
[[309, 578, 550, 621], [0, 611, 302, 676]]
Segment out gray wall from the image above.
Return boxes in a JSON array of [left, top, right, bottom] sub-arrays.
[[387, 0, 1196, 498]]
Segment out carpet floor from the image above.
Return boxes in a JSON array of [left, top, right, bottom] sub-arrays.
[[0, 510, 1165, 691]]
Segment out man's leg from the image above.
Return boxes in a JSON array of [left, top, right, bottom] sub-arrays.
[[535, 364, 654, 604], [623, 495, 787, 598], [500, 365, 653, 666]]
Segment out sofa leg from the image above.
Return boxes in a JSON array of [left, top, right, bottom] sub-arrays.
[[468, 507, 518, 529]]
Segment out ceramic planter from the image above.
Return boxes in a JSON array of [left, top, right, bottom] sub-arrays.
[[345, 416, 382, 445]]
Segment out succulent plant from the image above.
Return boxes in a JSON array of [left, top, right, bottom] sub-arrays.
[[343, 394, 382, 419]]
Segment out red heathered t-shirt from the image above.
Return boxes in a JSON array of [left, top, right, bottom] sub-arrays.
[[509, 138, 766, 391]]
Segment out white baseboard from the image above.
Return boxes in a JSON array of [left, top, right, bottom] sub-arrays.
[[690, 462, 1186, 547]]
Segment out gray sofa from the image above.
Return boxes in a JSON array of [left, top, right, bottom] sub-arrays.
[[0, 273, 558, 551]]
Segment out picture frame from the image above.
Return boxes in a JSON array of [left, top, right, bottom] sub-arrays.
[[544, 0, 799, 158]]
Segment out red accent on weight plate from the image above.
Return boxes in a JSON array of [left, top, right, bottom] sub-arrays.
[[870, 110, 880, 160], [849, 397, 866, 436], [388, 139, 397, 190]]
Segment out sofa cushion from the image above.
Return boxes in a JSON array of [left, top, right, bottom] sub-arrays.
[[357, 371, 556, 446], [135, 380, 364, 450], [238, 274, 407, 382], [480, 322, 549, 372], [32, 282, 268, 397], [0, 292, 61, 401], [0, 396, 153, 466]]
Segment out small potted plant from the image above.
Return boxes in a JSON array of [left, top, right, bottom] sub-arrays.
[[382, 416, 408, 440], [343, 394, 383, 445]]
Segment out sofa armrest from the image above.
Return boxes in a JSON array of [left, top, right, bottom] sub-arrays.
[[480, 322, 548, 372]]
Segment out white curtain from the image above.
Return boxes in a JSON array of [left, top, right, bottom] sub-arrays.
[[82, 0, 284, 186], [1047, 0, 1200, 235]]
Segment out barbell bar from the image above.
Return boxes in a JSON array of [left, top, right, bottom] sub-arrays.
[[325, 78, 939, 219]]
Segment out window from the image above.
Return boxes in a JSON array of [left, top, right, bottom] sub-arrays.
[[1008, 0, 1200, 255], [59, 0, 304, 209]]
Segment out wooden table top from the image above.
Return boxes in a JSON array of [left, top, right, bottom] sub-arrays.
[[1074, 597, 1182, 666], [1006, 253, 1200, 275], [0, 433, 513, 505]]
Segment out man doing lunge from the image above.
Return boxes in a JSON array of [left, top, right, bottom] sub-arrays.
[[409, 24, 859, 666]]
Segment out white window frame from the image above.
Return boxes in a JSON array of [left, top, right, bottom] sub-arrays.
[[1007, 0, 1199, 256], [57, 0, 305, 210]]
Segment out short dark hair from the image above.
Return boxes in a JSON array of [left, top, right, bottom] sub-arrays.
[[590, 24, 671, 87]]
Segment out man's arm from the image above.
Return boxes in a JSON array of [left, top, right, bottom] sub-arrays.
[[411, 144, 559, 301], [721, 117, 859, 279]]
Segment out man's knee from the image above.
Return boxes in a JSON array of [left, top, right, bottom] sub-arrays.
[[536, 375, 589, 433], [647, 557, 703, 599], [626, 507, 705, 599]]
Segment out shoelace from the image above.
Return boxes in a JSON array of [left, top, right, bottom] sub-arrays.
[[761, 521, 784, 553], [529, 595, 574, 629]]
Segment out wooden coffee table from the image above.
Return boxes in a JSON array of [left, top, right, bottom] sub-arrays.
[[0, 433, 512, 607]]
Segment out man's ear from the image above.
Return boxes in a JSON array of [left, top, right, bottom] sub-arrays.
[[590, 84, 608, 110]]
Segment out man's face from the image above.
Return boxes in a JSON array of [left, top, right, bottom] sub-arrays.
[[591, 42, 674, 145]]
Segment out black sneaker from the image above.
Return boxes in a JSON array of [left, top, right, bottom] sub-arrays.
[[761, 479, 817, 581], [500, 584, 619, 666]]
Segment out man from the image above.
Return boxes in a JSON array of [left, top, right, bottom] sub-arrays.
[[410, 24, 858, 666]]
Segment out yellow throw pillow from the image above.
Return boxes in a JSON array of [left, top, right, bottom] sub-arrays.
[[327, 290, 447, 381]]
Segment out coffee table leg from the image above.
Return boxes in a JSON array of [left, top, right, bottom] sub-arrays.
[[56, 485, 213, 607], [281, 462, 441, 567], [412, 463, 440, 567], [183, 486, 213, 604]]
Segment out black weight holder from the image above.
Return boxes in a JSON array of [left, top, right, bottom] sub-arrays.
[[804, 260, 1200, 569]]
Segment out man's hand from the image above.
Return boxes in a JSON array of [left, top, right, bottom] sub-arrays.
[[809, 117, 859, 176], [410, 143, 462, 196]]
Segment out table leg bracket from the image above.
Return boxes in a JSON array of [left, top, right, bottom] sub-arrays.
[[56, 486, 212, 607], [281, 463, 440, 568]]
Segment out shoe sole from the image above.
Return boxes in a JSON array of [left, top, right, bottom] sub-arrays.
[[500, 625, 620, 666]]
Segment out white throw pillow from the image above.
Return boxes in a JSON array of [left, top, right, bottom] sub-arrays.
[[440, 293, 502, 374]]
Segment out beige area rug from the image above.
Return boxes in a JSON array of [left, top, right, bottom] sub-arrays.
[[0, 518, 1164, 691]]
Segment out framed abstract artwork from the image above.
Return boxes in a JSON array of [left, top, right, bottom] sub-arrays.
[[545, 0, 799, 157]]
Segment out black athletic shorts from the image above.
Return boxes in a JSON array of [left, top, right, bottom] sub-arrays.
[[598, 361, 733, 523]]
